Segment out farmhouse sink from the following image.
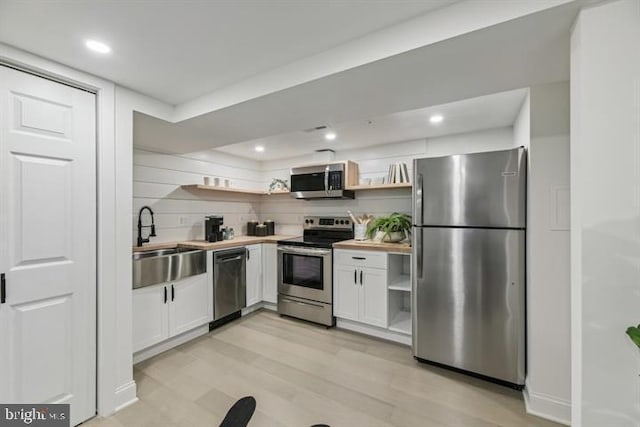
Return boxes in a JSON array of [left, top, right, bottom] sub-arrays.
[[132, 247, 194, 261], [132, 247, 206, 289]]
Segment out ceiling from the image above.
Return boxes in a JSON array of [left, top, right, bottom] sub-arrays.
[[216, 88, 527, 160], [1, 0, 579, 158], [0, 0, 457, 104], [133, 2, 578, 154]]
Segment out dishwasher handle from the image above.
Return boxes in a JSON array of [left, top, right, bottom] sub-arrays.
[[214, 248, 247, 264], [216, 255, 243, 263]]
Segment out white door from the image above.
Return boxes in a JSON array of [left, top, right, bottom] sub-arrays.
[[333, 265, 359, 321], [359, 268, 388, 328], [0, 66, 96, 424], [132, 284, 169, 353], [261, 244, 278, 304], [245, 244, 262, 306], [169, 273, 210, 336]]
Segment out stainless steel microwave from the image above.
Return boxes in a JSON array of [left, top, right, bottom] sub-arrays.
[[290, 163, 355, 199]]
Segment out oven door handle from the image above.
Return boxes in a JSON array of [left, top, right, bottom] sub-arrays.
[[278, 246, 332, 256]]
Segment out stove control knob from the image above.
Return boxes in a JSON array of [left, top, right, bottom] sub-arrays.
[[310, 219, 314, 224], [305, 219, 309, 224], [345, 220, 349, 224]]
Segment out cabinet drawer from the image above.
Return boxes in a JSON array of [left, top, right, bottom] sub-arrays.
[[334, 249, 387, 269]]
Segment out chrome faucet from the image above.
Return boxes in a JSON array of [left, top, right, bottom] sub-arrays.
[[137, 206, 157, 247]]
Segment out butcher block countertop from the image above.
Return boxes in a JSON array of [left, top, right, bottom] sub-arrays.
[[134, 236, 411, 253], [333, 239, 412, 254], [133, 235, 298, 252]]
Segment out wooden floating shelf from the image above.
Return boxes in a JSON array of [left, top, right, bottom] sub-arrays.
[[346, 183, 412, 191], [182, 184, 290, 196], [183, 182, 410, 195]]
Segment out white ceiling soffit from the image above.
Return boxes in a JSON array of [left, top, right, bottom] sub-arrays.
[[216, 88, 528, 161], [133, 2, 578, 154], [0, 0, 457, 105], [174, 0, 577, 121]]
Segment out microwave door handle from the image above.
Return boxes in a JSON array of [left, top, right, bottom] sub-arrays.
[[324, 166, 329, 193]]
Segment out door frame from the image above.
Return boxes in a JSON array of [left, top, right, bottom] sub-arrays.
[[0, 43, 127, 417]]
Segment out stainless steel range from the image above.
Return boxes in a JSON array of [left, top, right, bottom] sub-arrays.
[[277, 216, 354, 326]]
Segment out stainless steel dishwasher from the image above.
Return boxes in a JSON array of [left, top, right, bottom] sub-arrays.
[[213, 247, 247, 320]]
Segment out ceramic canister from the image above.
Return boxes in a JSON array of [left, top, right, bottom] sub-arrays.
[[264, 220, 275, 235], [247, 221, 258, 236], [255, 224, 268, 237]]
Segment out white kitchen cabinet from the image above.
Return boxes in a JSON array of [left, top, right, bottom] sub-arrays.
[[358, 268, 388, 327], [387, 253, 412, 335], [246, 244, 263, 306], [169, 273, 212, 336], [262, 243, 278, 304], [333, 265, 359, 321], [132, 272, 209, 353], [132, 283, 170, 352], [333, 250, 388, 328], [334, 249, 388, 269]]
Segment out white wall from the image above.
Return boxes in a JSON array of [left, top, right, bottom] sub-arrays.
[[260, 127, 514, 236], [114, 87, 175, 412], [132, 149, 262, 243], [522, 82, 572, 425], [571, 1, 640, 425]]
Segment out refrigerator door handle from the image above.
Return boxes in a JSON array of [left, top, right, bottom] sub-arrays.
[[415, 173, 423, 225], [411, 231, 421, 353], [415, 231, 423, 280]]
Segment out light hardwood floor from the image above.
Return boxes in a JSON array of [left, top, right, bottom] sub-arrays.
[[84, 310, 560, 427]]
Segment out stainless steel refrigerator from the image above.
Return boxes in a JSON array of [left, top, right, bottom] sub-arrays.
[[412, 147, 526, 388]]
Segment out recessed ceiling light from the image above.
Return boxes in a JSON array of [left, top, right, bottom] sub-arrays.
[[325, 132, 337, 141], [85, 39, 111, 54], [255, 145, 265, 152], [429, 114, 444, 124]]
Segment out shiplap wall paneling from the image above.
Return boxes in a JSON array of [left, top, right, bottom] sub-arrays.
[[133, 149, 262, 243]]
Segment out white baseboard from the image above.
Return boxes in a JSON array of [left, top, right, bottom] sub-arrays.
[[336, 318, 411, 346], [261, 301, 277, 311], [133, 324, 210, 364], [114, 381, 138, 412], [242, 301, 277, 316], [523, 380, 571, 426], [241, 302, 265, 316]]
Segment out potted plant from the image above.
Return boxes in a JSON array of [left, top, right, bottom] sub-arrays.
[[626, 324, 640, 350], [366, 212, 411, 243]]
